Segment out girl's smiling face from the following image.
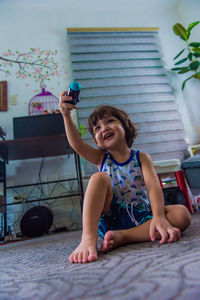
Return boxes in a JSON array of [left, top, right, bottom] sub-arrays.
[[93, 114, 127, 150]]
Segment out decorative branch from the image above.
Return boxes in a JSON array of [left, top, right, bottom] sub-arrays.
[[0, 48, 66, 86]]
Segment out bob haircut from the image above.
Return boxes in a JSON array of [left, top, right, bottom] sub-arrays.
[[87, 105, 138, 148]]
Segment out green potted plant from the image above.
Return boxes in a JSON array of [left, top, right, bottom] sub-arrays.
[[171, 21, 200, 90]]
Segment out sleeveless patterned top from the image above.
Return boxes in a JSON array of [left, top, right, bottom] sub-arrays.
[[100, 149, 150, 210]]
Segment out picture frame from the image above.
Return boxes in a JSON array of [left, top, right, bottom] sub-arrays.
[[0, 81, 8, 111], [188, 144, 200, 156]]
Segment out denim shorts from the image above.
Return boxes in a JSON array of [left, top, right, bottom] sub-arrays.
[[98, 199, 152, 239]]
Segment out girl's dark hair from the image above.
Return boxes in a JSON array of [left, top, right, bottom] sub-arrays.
[[87, 105, 138, 148]]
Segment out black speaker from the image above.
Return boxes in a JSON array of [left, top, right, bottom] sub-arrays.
[[20, 206, 53, 238]]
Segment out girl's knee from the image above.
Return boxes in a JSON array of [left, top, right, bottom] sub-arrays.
[[89, 172, 111, 186], [176, 204, 191, 218]]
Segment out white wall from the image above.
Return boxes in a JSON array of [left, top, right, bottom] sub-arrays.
[[0, 0, 199, 231]]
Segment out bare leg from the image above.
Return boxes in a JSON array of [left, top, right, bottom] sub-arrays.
[[69, 172, 113, 263], [101, 204, 191, 252]]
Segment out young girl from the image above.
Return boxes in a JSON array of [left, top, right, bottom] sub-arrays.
[[59, 92, 191, 264]]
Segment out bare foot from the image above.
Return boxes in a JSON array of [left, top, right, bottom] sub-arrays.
[[101, 230, 125, 253], [69, 238, 98, 263]]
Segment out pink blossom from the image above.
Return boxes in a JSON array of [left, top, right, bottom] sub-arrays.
[[1, 48, 65, 85]]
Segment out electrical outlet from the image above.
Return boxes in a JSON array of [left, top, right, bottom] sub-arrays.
[[10, 94, 18, 105]]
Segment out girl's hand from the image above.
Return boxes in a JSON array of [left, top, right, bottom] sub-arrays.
[[150, 216, 181, 244], [59, 91, 77, 117]]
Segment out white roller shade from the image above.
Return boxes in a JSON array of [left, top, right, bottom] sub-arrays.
[[67, 28, 188, 174]]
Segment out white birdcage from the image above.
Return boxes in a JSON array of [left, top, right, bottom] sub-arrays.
[[28, 85, 59, 115]]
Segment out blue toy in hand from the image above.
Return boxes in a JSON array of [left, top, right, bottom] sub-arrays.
[[65, 81, 81, 105]]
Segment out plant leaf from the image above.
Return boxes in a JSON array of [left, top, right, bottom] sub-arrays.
[[178, 69, 190, 74], [189, 61, 200, 70], [188, 53, 193, 60], [189, 42, 200, 47], [187, 21, 200, 38], [182, 80, 187, 90], [192, 47, 200, 54], [171, 67, 188, 71], [173, 23, 188, 41], [174, 57, 188, 65], [173, 48, 185, 60], [193, 73, 200, 79], [182, 75, 195, 90]]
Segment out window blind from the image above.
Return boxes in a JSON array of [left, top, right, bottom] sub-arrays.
[[67, 28, 188, 174]]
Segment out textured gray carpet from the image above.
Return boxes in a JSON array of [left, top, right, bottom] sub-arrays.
[[1, 212, 200, 300]]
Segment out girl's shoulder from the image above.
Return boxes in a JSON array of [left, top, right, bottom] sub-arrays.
[[139, 152, 152, 159], [138, 152, 154, 169]]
